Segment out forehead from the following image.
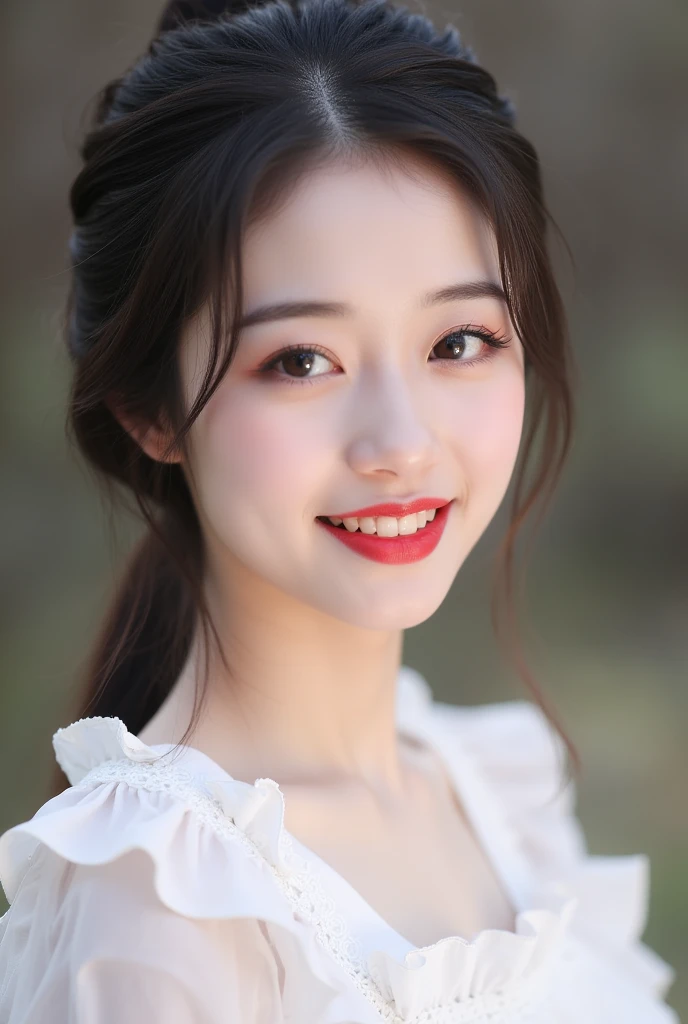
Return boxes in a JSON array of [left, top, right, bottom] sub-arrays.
[[241, 152, 500, 313]]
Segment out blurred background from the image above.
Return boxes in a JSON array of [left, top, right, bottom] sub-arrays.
[[0, 0, 686, 1015]]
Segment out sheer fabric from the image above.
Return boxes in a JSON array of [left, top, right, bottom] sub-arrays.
[[0, 843, 282, 1022], [0, 666, 678, 1023]]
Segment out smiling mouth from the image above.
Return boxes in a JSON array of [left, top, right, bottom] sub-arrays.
[[315, 509, 438, 536], [314, 501, 453, 564]]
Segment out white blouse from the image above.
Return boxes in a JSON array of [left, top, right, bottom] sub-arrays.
[[0, 665, 678, 1023]]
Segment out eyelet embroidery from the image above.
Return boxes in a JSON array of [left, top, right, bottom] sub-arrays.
[[76, 757, 552, 1023]]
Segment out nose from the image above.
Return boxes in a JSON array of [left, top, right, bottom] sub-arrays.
[[344, 363, 441, 480]]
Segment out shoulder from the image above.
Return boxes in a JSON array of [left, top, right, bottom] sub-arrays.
[[397, 666, 677, 1004], [1, 716, 291, 920], [398, 664, 586, 867], [437, 691, 588, 869], [0, 718, 354, 1024]]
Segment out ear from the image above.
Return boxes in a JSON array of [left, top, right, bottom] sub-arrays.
[[105, 394, 182, 465]]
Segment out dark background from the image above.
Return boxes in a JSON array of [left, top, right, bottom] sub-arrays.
[[1, 0, 686, 1015]]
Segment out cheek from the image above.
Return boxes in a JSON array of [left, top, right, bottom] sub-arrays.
[[190, 386, 325, 533], [447, 372, 526, 502]]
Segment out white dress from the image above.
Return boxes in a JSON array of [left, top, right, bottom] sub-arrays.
[[0, 665, 678, 1023]]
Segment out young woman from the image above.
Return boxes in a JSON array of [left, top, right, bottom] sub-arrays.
[[0, 0, 678, 1020]]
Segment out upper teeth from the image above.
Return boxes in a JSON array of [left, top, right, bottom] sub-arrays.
[[326, 508, 437, 536]]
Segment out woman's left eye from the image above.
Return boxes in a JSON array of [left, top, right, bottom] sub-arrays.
[[429, 325, 511, 366], [258, 325, 510, 385]]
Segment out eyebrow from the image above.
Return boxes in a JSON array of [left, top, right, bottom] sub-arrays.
[[237, 280, 507, 330]]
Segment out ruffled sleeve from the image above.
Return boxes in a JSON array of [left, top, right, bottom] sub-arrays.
[[0, 719, 374, 1024], [442, 694, 678, 1005], [0, 841, 282, 1023]]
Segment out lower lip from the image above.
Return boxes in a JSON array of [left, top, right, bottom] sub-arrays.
[[315, 501, 453, 565]]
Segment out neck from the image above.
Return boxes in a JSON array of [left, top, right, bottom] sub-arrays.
[[142, 575, 409, 796]]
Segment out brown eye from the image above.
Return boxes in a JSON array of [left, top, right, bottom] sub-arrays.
[[431, 330, 484, 361], [261, 344, 336, 382], [280, 350, 321, 378], [430, 325, 511, 367]]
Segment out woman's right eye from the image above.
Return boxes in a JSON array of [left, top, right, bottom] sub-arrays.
[[259, 344, 338, 385]]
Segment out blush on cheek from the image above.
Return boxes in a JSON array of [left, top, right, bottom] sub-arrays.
[[483, 385, 525, 461], [452, 379, 525, 500], [204, 393, 321, 523]]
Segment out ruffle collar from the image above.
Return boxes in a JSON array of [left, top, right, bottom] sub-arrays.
[[53, 715, 294, 875], [47, 667, 440, 880], [368, 896, 578, 1017], [45, 665, 674, 1019], [50, 666, 437, 879]]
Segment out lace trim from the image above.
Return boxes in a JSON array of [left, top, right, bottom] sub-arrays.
[[76, 758, 550, 1024]]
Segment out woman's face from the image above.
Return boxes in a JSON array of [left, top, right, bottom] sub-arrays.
[[177, 152, 526, 630]]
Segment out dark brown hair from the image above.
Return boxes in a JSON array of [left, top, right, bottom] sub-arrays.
[[50, 0, 579, 798]]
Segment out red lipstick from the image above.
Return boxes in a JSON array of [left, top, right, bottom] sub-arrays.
[[316, 498, 453, 565], [325, 497, 450, 519]]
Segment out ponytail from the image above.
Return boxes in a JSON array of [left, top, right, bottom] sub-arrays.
[[48, 498, 204, 798]]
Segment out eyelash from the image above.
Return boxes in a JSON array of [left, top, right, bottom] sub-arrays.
[[258, 324, 511, 386]]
